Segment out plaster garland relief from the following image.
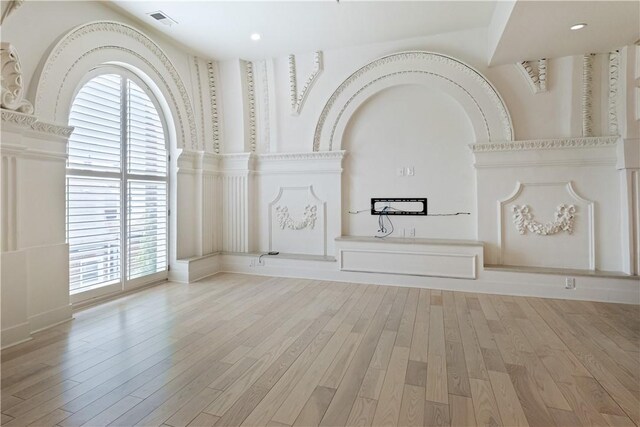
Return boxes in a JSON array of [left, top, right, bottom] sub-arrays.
[[608, 50, 619, 135], [289, 51, 323, 115], [582, 53, 594, 137], [245, 61, 257, 152], [512, 204, 576, 235], [275, 205, 318, 230]]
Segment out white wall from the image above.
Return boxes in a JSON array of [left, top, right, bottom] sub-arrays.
[[341, 84, 476, 239]]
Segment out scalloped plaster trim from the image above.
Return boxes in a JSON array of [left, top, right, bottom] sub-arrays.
[[36, 21, 198, 150], [314, 51, 512, 151]]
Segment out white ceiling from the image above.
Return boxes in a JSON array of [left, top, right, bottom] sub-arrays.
[[490, 1, 640, 65], [108, 1, 497, 60], [108, 1, 640, 64]]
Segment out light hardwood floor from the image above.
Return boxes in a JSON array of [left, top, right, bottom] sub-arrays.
[[1, 273, 638, 427]]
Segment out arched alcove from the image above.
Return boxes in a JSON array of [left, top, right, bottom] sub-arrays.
[[342, 83, 477, 239], [32, 21, 198, 152], [314, 51, 513, 151]]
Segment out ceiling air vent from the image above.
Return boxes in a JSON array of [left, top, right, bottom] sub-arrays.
[[147, 11, 177, 27]]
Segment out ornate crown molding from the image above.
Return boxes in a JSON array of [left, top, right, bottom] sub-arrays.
[[258, 150, 346, 161], [512, 204, 576, 235], [516, 59, 547, 94], [608, 51, 619, 136], [289, 51, 323, 115], [470, 136, 618, 153], [582, 54, 594, 137], [1, 43, 34, 114], [207, 61, 220, 154], [2, 109, 74, 137], [36, 21, 198, 150], [245, 61, 256, 152], [314, 51, 512, 151]]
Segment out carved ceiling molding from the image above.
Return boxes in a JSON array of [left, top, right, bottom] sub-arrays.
[[515, 59, 547, 94], [275, 205, 318, 230], [608, 51, 619, 136], [206, 61, 220, 154], [512, 204, 576, 235], [289, 51, 323, 115], [470, 136, 618, 153], [34, 21, 198, 151], [1, 109, 74, 137], [1, 43, 33, 114], [245, 61, 257, 152], [582, 54, 594, 137], [314, 51, 512, 151], [258, 150, 346, 161]]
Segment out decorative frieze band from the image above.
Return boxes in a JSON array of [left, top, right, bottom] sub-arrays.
[[582, 54, 594, 137], [207, 61, 220, 154], [1, 109, 74, 137], [289, 51, 323, 115], [245, 61, 256, 152], [470, 136, 618, 153], [608, 51, 619, 136]]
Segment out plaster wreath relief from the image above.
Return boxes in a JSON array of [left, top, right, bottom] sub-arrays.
[[276, 205, 318, 230], [512, 204, 577, 235]]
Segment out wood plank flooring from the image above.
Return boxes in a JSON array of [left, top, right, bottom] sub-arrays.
[[1, 273, 638, 426]]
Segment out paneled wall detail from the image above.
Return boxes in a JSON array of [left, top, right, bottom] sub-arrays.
[[515, 58, 547, 94], [201, 173, 220, 254], [222, 173, 250, 252], [268, 186, 326, 255], [1, 155, 17, 251], [498, 181, 594, 269], [288, 51, 323, 115]]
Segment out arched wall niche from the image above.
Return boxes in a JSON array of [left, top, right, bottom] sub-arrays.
[[314, 51, 514, 151], [33, 20, 199, 152]]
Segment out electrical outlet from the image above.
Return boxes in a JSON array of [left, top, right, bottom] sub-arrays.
[[565, 277, 576, 289], [409, 227, 416, 237], [397, 167, 405, 177], [249, 259, 255, 267], [406, 166, 415, 176]]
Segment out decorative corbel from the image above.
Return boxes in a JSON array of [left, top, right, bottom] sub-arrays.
[[515, 59, 547, 94], [289, 51, 323, 115]]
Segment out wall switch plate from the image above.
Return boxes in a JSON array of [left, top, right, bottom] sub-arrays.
[[565, 277, 576, 289], [409, 227, 416, 237], [406, 166, 415, 176], [397, 167, 405, 176], [249, 259, 256, 267]]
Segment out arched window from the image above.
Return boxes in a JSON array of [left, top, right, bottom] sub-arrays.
[[66, 70, 168, 300]]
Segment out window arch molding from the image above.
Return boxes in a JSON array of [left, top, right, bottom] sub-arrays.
[[32, 20, 198, 151]]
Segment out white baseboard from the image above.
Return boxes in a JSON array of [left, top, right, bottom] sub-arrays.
[[170, 253, 220, 284], [1, 321, 32, 349], [29, 304, 73, 333], [215, 253, 639, 305]]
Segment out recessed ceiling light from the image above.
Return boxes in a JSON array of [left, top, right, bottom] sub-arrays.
[[250, 33, 261, 41], [570, 23, 587, 30]]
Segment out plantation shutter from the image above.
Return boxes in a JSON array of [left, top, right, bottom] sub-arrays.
[[66, 72, 168, 297]]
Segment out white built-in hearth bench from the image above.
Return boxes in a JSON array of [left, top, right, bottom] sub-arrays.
[[335, 236, 484, 280]]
